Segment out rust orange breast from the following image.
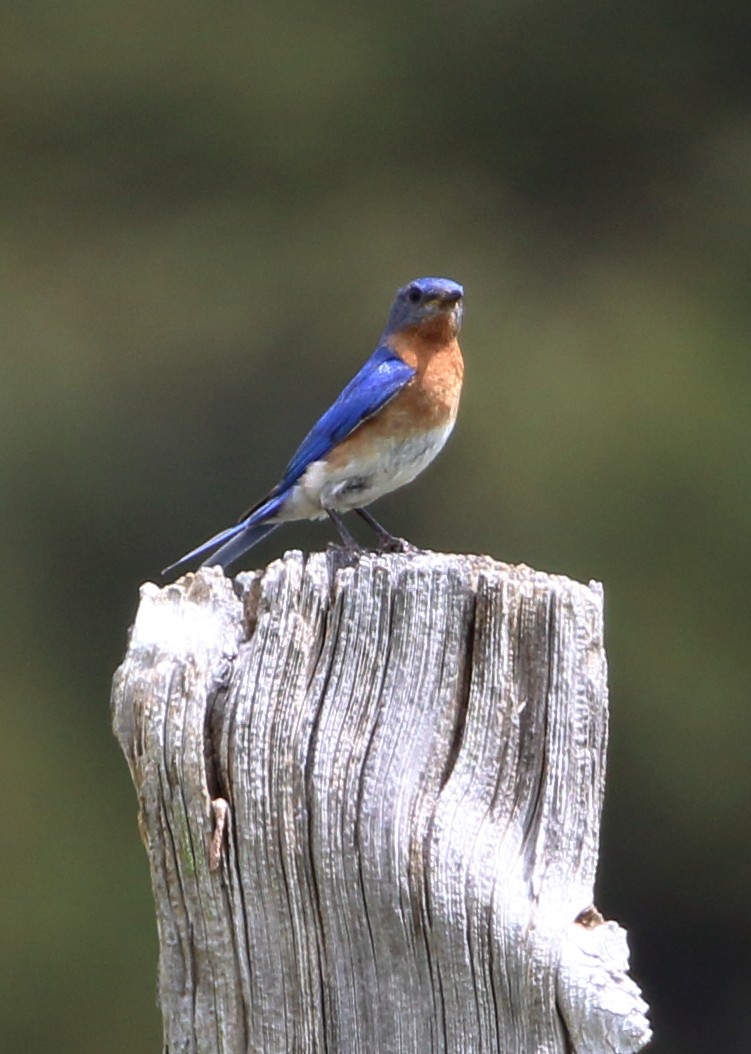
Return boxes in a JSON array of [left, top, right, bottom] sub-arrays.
[[324, 331, 464, 469], [390, 328, 464, 430]]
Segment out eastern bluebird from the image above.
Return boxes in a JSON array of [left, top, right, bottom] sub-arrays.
[[163, 276, 464, 577]]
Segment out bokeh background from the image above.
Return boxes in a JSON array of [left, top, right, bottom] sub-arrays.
[[2, 2, 750, 1051]]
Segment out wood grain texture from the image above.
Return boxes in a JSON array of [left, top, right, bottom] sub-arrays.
[[111, 551, 651, 1054]]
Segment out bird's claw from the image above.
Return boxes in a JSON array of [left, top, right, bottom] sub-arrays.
[[376, 535, 420, 554]]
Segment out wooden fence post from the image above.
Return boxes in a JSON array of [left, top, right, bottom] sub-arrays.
[[111, 550, 651, 1054]]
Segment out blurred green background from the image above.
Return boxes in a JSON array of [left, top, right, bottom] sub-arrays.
[[2, 1, 749, 1051]]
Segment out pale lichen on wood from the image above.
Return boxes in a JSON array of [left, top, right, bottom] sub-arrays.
[[111, 550, 651, 1053]]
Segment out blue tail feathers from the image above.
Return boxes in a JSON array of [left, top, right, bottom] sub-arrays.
[[162, 493, 286, 577], [202, 521, 279, 572]]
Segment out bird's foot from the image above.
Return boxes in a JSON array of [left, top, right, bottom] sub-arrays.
[[375, 534, 421, 554], [354, 508, 420, 554], [327, 509, 364, 550]]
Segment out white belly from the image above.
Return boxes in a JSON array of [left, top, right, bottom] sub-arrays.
[[279, 422, 455, 521]]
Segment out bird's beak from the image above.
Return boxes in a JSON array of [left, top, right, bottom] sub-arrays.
[[426, 290, 463, 311]]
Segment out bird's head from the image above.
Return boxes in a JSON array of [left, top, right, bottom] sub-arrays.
[[384, 277, 464, 337]]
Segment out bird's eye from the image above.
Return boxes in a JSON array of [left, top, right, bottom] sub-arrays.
[[407, 286, 421, 304]]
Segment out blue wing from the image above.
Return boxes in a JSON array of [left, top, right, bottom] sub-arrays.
[[162, 344, 414, 577], [277, 344, 415, 490]]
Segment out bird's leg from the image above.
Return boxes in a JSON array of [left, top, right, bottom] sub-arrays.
[[354, 508, 419, 553], [327, 509, 363, 550]]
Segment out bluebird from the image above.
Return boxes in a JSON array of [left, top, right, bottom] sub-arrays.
[[163, 276, 464, 577]]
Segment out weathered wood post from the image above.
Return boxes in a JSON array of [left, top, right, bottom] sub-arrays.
[[111, 550, 651, 1054]]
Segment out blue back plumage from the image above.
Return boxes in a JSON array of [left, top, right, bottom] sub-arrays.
[[276, 344, 415, 491]]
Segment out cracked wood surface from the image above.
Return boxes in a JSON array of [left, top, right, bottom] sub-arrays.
[[111, 550, 651, 1054]]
